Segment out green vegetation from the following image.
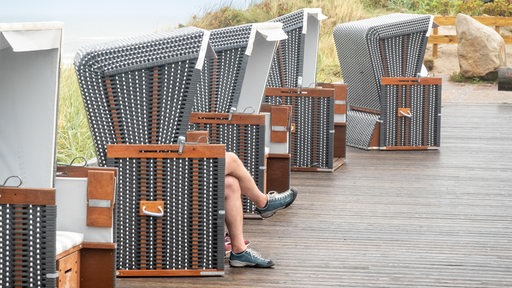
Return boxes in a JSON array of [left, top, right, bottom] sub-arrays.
[[57, 67, 96, 164], [56, 0, 510, 163], [362, 0, 512, 16], [449, 71, 499, 83]]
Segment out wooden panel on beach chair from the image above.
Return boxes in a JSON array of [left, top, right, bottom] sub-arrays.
[[380, 77, 442, 150], [317, 82, 347, 158], [0, 186, 57, 287], [106, 143, 226, 277], [265, 87, 339, 171]]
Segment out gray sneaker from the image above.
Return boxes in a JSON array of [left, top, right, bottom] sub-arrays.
[[229, 248, 274, 268], [256, 187, 298, 218]]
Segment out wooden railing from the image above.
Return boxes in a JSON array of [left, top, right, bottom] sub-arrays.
[[428, 16, 512, 58]]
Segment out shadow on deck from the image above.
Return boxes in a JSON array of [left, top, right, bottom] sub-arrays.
[[117, 103, 512, 287]]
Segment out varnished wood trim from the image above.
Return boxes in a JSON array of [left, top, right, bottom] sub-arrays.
[[106, 144, 226, 159], [186, 131, 209, 143], [335, 103, 347, 114], [56, 166, 118, 178], [0, 187, 55, 205], [270, 105, 291, 143], [189, 112, 265, 125], [381, 77, 442, 85], [87, 170, 115, 227], [265, 87, 335, 98], [56, 244, 82, 260], [117, 269, 224, 277], [81, 242, 116, 250]]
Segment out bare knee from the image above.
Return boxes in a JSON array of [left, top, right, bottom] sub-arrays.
[[224, 175, 241, 200], [225, 152, 238, 165], [225, 152, 242, 174]]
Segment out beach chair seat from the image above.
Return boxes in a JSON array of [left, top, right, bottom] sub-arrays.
[[55, 165, 117, 287]]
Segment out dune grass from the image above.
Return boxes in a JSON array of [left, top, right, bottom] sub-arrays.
[[189, 0, 370, 82], [56, 66, 95, 164]]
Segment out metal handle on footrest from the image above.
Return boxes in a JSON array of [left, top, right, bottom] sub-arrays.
[[142, 206, 164, 217], [398, 108, 412, 118]]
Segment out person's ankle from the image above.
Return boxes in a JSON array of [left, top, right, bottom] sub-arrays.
[[231, 242, 247, 254], [231, 248, 245, 254], [256, 195, 269, 209]]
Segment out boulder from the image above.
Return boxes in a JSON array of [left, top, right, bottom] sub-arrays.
[[456, 13, 507, 79]]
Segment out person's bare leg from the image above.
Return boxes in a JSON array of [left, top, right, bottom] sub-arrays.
[[224, 175, 247, 254], [225, 152, 267, 208]]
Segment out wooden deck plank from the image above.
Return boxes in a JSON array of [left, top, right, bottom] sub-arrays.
[[117, 103, 512, 287]]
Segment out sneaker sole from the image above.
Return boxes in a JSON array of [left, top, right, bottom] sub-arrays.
[[229, 260, 274, 268]]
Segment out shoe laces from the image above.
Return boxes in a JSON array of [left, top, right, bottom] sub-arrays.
[[267, 190, 290, 201], [245, 248, 267, 262]]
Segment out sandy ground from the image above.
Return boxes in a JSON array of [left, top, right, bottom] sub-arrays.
[[423, 26, 512, 104], [425, 41, 512, 77]]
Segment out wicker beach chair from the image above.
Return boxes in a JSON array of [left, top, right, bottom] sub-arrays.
[[190, 23, 288, 214], [264, 9, 343, 171], [75, 27, 227, 276], [334, 13, 441, 150], [0, 22, 63, 287]]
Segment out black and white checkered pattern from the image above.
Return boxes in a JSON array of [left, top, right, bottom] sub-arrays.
[[75, 27, 209, 166], [334, 13, 432, 111], [194, 24, 252, 113], [267, 9, 306, 88], [0, 198, 57, 287]]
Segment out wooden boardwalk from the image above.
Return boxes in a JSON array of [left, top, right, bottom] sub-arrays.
[[117, 103, 512, 287]]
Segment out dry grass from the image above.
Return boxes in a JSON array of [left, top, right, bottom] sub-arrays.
[[56, 66, 95, 164], [189, 0, 370, 81]]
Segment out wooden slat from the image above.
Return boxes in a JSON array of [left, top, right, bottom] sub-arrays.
[[186, 131, 209, 143], [81, 242, 116, 250], [270, 105, 291, 143], [116, 104, 512, 287], [87, 170, 115, 227], [0, 187, 55, 205], [381, 77, 443, 85], [117, 269, 224, 277], [106, 144, 226, 159], [429, 35, 512, 45], [80, 243, 116, 288], [56, 166, 118, 178], [433, 15, 512, 26], [265, 87, 335, 98], [189, 112, 265, 125], [318, 83, 348, 117]]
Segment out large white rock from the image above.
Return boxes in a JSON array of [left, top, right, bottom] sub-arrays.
[[456, 13, 507, 78]]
